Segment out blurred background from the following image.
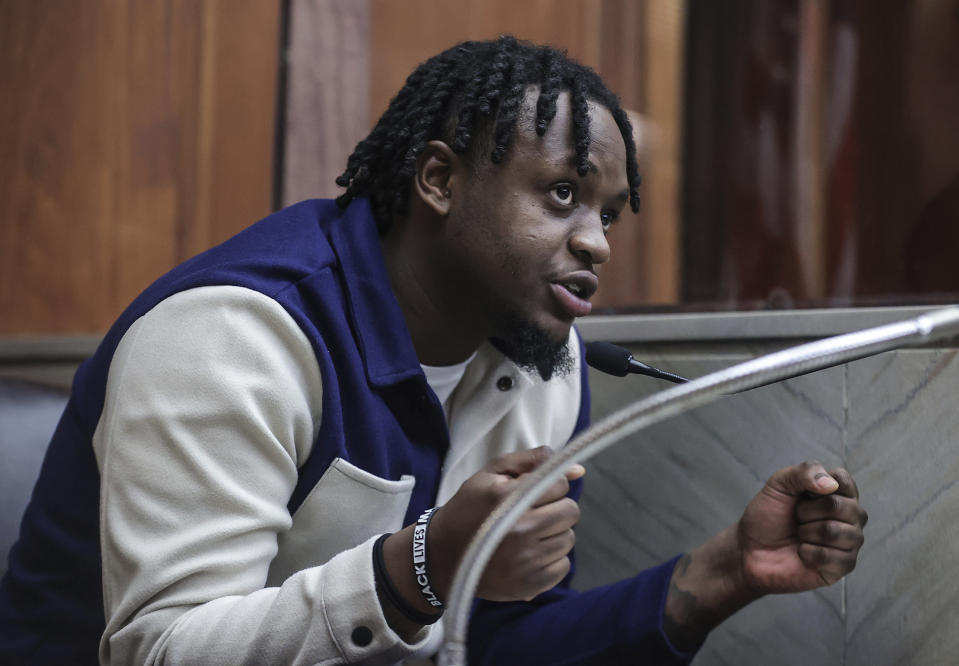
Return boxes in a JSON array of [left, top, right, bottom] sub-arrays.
[[3, 0, 958, 338]]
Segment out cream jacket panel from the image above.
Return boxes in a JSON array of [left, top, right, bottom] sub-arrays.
[[94, 286, 428, 665]]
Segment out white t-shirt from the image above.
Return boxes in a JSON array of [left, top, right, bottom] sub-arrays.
[[421, 352, 477, 416]]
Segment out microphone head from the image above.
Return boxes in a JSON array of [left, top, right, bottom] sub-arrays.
[[584, 341, 632, 377]]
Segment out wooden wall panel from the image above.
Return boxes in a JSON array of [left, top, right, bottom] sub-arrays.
[[0, 0, 279, 336], [282, 0, 371, 204], [604, 0, 684, 307]]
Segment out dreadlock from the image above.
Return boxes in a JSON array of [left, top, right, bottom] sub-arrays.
[[335, 36, 641, 232]]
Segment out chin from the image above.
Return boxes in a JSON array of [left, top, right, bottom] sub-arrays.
[[541, 313, 575, 345], [492, 312, 574, 381]]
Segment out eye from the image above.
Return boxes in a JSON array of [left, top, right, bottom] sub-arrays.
[[600, 210, 618, 232], [549, 183, 576, 207]]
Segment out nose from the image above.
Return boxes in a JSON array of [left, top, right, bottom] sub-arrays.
[[568, 215, 611, 266]]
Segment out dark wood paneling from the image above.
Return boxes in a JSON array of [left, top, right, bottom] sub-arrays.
[[0, 0, 279, 336]]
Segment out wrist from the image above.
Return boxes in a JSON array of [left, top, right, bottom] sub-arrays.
[[663, 524, 763, 651], [412, 508, 444, 609], [420, 504, 458, 603], [381, 527, 444, 623], [709, 522, 764, 605]]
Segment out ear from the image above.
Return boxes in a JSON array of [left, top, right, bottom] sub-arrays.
[[414, 140, 459, 216]]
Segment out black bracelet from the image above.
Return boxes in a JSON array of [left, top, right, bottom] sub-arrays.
[[412, 508, 444, 609], [372, 533, 443, 626]]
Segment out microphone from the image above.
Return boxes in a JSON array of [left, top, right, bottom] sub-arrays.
[[584, 341, 689, 384]]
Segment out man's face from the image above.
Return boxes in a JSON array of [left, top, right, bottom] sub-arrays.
[[441, 90, 630, 377]]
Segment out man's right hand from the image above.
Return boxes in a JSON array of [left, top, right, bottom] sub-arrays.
[[381, 445, 583, 631], [431, 446, 584, 602]]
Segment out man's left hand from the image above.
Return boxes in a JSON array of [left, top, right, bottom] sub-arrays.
[[738, 461, 868, 594], [664, 461, 868, 650]]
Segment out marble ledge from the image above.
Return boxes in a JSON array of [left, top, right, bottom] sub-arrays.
[[578, 305, 959, 343]]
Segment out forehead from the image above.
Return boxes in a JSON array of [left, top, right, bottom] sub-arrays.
[[508, 88, 628, 177]]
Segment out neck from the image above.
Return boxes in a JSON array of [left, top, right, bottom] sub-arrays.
[[379, 217, 483, 366]]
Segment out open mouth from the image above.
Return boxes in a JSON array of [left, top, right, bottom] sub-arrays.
[[550, 273, 598, 318], [561, 282, 587, 298]]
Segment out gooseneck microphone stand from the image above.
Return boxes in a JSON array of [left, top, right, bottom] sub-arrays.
[[438, 307, 959, 666]]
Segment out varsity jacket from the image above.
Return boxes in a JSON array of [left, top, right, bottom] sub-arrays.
[[0, 198, 693, 665]]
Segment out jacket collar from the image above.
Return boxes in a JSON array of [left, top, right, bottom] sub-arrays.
[[329, 198, 424, 388]]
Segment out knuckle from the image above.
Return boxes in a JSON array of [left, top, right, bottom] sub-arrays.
[[822, 493, 842, 513], [531, 446, 552, 463], [830, 467, 851, 484], [527, 557, 570, 597], [802, 544, 828, 565], [545, 557, 571, 588], [499, 542, 528, 572], [554, 530, 575, 557], [511, 520, 528, 538], [489, 481, 511, 503], [516, 547, 536, 571], [840, 550, 859, 572], [560, 497, 581, 521], [820, 521, 840, 541], [512, 517, 535, 538]]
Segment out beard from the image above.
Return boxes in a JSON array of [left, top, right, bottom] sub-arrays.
[[490, 312, 574, 381]]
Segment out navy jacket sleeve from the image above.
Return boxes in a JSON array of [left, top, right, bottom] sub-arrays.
[[466, 336, 698, 665], [467, 555, 694, 665]]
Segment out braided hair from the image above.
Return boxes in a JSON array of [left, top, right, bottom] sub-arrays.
[[336, 36, 641, 232]]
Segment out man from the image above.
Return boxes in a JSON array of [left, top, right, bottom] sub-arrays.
[[0, 37, 866, 664]]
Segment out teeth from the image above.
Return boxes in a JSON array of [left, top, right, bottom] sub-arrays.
[[565, 283, 583, 297]]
